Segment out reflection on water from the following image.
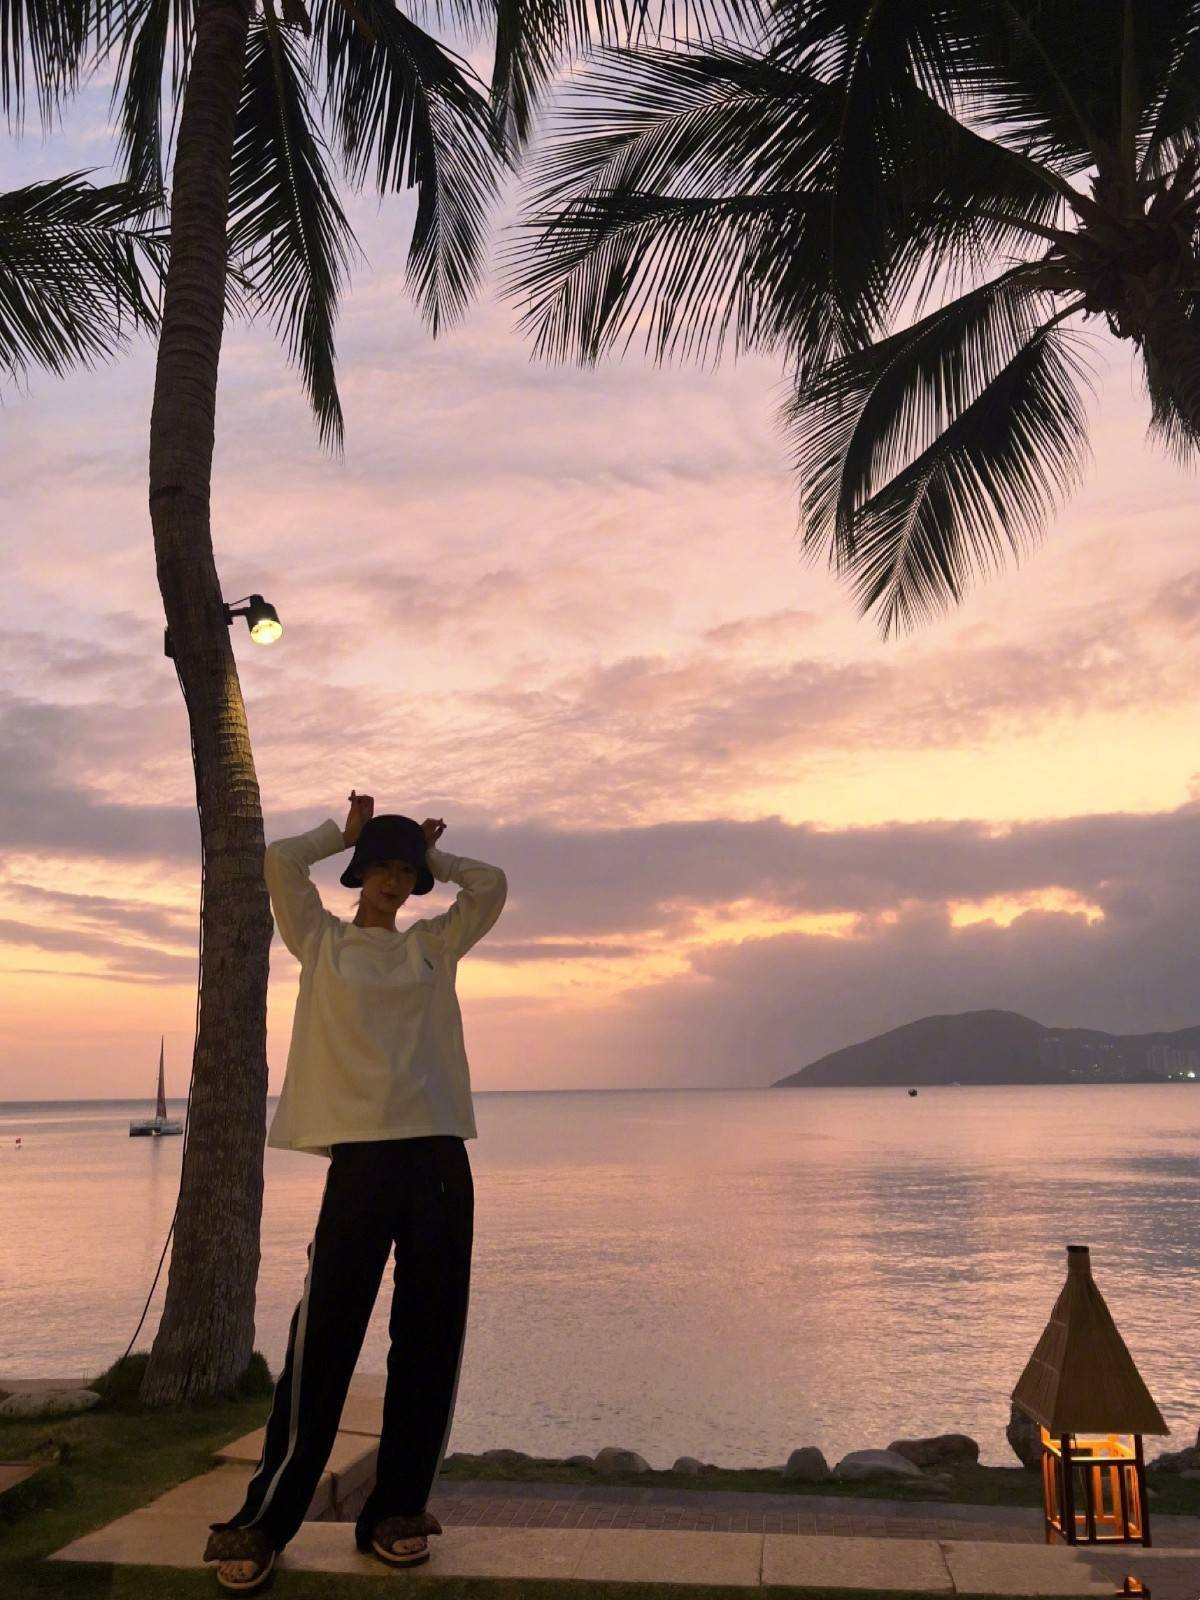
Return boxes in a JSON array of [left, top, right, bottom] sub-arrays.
[[0, 1087, 1196, 1467]]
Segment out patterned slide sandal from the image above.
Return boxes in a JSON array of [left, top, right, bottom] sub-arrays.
[[370, 1508, 444, 1568], [203, 1526, 277, 1593]]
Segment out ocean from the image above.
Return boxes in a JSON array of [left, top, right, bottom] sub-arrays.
[[1, 1086, 1196, 1469]]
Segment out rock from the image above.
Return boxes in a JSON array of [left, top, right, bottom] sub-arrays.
[[782, 1447, 830, 1482], [593, 1446, 651, 1474], [887, 1433, 979, 1469], [833, 1449, 923, 1481], [672, 1456, 705, 1474], [1005, 1403, 1043, 1470], [0, 1388, 101, 1418], [1148, 1445, 1200, 1475], [563, 1454, 595, 1469], [1182, 1469, 1200, 1480], [479, 1448, 535, 1467]]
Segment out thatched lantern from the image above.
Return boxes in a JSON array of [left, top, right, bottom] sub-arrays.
[[1012, 1245, 1168, 1547]]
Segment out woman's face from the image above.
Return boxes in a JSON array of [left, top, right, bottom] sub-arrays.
[[362, 859, 417, 913]]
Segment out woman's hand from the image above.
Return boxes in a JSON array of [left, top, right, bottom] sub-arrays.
[[344, 790, 374, 848], [421, 817, 446, 850]]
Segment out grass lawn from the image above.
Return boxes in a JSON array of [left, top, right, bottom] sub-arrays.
[[2, 1355, 1184, 1597]]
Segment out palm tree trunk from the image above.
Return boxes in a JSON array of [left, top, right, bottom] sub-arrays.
[[140, 0, 273, 1406]]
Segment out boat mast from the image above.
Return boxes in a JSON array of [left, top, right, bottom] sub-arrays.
[[155, 1036, 167, 1121]]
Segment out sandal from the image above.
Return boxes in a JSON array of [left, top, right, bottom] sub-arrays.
[[203, 1526, 277, 1594], [370, 1508, 443, 1569]]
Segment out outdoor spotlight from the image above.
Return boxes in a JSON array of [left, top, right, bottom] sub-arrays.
[[163, 593, 283, 658]]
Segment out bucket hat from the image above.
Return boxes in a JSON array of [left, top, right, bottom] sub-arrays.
[[339, 814, 434, 895]]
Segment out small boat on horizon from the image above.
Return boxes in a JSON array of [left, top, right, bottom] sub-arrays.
[[129, 1037, 183, 1138]]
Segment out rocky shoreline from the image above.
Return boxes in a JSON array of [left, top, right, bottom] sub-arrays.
[[6, 1382, 1197, 1487], [448, 1405, 1200, 1486], [449, 1432, 980, 1484]]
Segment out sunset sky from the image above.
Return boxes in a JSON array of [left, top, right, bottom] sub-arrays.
[[3, 68, 1200, 1102]]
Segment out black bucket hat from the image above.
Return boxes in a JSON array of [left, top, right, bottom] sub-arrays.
[[339, 814, 434, 895]]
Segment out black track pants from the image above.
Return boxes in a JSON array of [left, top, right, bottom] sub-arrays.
[[209, 1134, 473, 1553]]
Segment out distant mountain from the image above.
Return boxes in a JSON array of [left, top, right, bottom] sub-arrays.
[[772, 1009, 1200, 1088]]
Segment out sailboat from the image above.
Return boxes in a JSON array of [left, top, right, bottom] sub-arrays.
[[129, 1037, 184, 1137]]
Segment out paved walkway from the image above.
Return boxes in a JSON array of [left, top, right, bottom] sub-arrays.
[[430, 1474, 1200, 1547]]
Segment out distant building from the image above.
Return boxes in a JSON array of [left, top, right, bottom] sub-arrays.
[[1147, 1044, 1200, 1078]]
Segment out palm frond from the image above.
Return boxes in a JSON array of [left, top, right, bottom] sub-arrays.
[[510, 188, 847, 366], [942, 0, 1120, 174], [487, 0, 773, 147], [772, 0, 975, 312], [313, 0, 504, 332], [885, 90, 1070, 305], [1140, 291, 1200, 459], [528, 45, 824, 205], [104, 0, 194, 193], [796, 307, 1094, 636], [228, 14, 357, 450], [0, 171, 165, 381], [1139, 0, 1200, 177], [489, 0, 563, 146], [0, 0, 89, 123], [507, 44, 876, 368], [792, 265, 1059, 549]]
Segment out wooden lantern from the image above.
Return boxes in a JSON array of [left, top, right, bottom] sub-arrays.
[[1011, 1245, 1168, 1547]]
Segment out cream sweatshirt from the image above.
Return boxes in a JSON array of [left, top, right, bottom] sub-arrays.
[[262, 817, 507, 1158]]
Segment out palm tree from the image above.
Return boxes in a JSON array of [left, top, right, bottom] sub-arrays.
[[97, 0, 506, 1407], [49, 0, 759, 1405], [509, 0, 1200, 636], [0, 173, 163, 383]]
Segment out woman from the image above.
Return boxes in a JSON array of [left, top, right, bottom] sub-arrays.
[[203, 790, 507, 1593]]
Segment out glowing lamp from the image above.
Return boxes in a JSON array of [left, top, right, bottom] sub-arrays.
[[163, 593, 282, 658], [237, 594, 283, 644], [1011, 1245, 1168, 1547]]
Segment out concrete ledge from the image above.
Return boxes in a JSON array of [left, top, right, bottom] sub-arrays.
[[50, 1504, 1200, 1595], [139, 1459, 337, 1522], [290, 1521, 589, 1579], [337, 1390, 384, 1436], [572, 1528, 763, 1587], [213, 1428, 376, 1518], [346, 1372, 386, 1400], [216, 1427, 375, 1491], [214, 1429, 270, 1465], [942, 1538, 1200, 1596], [52, 1516, 764, 1583], [51, 1509, 213, 1568], [763, 1534, 952, 1591], [0, 1462, 42, 1495]]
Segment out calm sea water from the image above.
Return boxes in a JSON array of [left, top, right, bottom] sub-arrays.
[[1, 1087, 1197, 1468]]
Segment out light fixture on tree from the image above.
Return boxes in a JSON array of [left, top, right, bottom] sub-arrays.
[[1011, 1245, 1167, 1548], [163, 594, 282, 658]]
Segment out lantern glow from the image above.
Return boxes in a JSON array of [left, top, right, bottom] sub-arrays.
[[1011, 1245, 1167, 1548]]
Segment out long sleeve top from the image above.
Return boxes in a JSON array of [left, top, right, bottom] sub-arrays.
[[262, 817, 507, 1158]]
